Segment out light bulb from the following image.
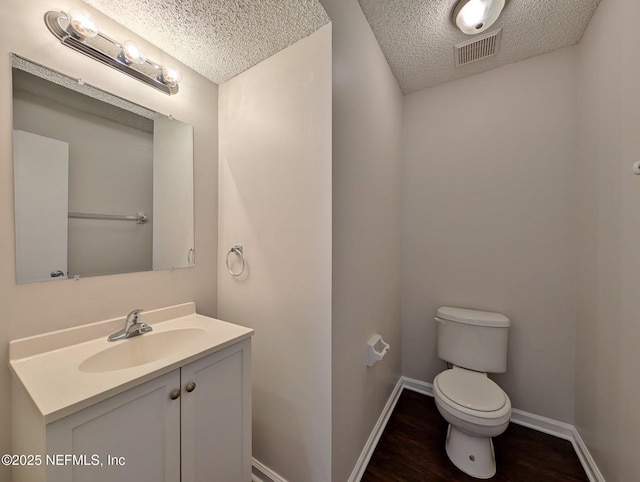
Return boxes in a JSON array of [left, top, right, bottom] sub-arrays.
[[67, 8, 99, 39], [160, 65, 182, 85], [458, 1, 487, 28], [454, 0, 505, 35], [120, 41, 147, 65]]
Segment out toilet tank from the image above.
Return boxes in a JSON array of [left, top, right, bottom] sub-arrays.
[[435, 307, 510, 373]]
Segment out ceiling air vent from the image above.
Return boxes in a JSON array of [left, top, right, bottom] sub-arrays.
[[455, 29, 502, 67]]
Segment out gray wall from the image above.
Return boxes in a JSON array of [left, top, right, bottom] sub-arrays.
[[9, 1, 638, 480], [401, 4, 640, 477], [402, 47, 579, 423], [576, 0, 640, 479], [318, 1, 404, 480], [217, 26, 332, 481], [0, 2, 218, 477]]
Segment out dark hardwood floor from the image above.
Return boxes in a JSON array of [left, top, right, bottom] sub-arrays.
[[362, 390, 588, 482]]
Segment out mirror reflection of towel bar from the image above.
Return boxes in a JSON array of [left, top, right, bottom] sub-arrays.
[[68, 212, 148, 224]]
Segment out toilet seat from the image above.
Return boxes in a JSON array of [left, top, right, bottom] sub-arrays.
[[434, 368, 511, 422], [437, 367, 506, 412]]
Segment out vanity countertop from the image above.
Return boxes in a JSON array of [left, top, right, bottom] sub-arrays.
[[9, 303, 253, 423]]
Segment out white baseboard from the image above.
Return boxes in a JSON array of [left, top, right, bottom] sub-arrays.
[[570, 427, 606, 482], [252, 457, 289, 482], [254, 376, 605, 482], [509, 410, 604, 482], [347, 377, 404, 482], [401, 377, 605, 482], [401, 376, 433, 396], [510, 407, 574, 440], [252, 378, 404, 482]]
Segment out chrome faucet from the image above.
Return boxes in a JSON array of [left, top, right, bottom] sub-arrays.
[[107, 309, 153, 342]]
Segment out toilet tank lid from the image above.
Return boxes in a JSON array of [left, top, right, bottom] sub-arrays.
[[436, 307, 510, 327]]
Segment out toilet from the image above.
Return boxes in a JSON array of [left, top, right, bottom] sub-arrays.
[[432, 306, 511, 479]]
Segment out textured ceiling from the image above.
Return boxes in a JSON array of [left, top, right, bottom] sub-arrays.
[[358, 0, 601, 93], [81, 0, 601, 94], [82, 0, 330, 84]]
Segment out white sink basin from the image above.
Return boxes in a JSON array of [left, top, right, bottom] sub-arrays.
[[79, 328, 207, 373], [10, 303, 254, 422]]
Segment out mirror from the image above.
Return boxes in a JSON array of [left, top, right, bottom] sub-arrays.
[[11, 55, 194, 284]]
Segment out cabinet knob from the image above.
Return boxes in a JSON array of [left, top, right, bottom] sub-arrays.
[[185, 381, 196, 393], [169, 389, 181, 400]]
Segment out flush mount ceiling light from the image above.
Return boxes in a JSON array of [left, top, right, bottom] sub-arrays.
[[44, 9, 181, 95], [453, 0, 506, 35]]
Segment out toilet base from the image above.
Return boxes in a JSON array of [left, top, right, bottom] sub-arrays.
[[445, 424, 496, 479]]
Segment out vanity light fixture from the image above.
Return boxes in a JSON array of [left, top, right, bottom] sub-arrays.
[[44, 9, 181, 95], [453, 0, 506, 35]]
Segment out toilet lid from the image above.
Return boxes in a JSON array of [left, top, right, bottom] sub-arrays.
[[436, 369, 506, 412]]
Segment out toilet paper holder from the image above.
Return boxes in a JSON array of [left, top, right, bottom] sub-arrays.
[[366, 334, 390, 367]]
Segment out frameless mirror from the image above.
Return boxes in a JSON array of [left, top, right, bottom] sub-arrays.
[[11, 55, 194, 284]]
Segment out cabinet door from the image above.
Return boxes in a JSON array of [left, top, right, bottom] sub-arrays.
[[180, 339, 252, 482], [46, 370, 181, 482]]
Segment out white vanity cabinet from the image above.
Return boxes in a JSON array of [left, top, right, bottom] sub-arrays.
[[180, 342, 250, 482], [46, 370, 181, 482], [45, 339, 251, 482], [10, 305, 253, 482]]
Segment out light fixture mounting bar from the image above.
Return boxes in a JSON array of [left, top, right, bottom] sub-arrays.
[[44, 10, 179, 95]]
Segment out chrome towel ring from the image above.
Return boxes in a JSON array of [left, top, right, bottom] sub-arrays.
[[226, 245, 245, 277]]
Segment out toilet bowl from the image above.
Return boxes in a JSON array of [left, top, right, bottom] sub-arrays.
[[433, 306, 511, 479], [433, 366, 511, 479]]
